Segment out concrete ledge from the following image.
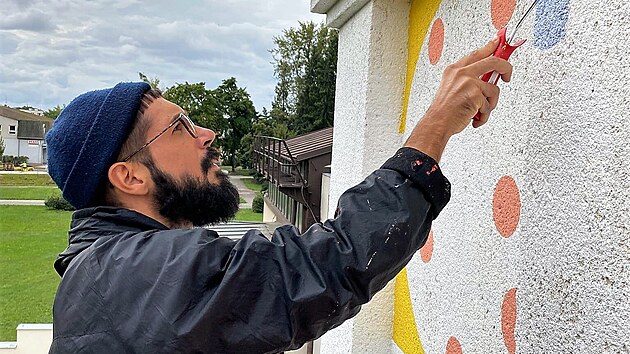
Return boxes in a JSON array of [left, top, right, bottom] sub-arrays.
[[311, 0, 337, 13], [16, 324, 52, 331], [312, 0, 371, 28], [0, 324, 52, 353]]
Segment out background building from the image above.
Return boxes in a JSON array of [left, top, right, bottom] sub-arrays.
[[0, 106, 54, 165], [254, 127, 333, 232], [311, 0, 629, 353]]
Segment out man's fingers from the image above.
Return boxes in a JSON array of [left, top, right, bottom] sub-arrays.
[[467, 56, 513, 81], [479, 81, 500, 105], [487, 92, 499, 111], [473, 82, 500, 128], [478, 96, 490, 114], [472, 112, 489, 128], [453, 37, 500, 68]]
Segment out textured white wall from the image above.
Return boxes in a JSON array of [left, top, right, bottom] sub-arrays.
[[318, 0, 630, 352], [405, 0, 630, 353], [320, 3, 372, 353], [326, 0, 372, 217], [318, 0, 410, 352]]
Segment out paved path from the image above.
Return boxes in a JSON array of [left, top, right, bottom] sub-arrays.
[[0, 199, 45, 206], [228, 175, 256, 209]]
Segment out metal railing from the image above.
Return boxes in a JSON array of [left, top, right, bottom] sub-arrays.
[[252, 136, 307, 188]]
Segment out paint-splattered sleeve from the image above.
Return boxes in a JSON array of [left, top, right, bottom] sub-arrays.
[[207, 147, 451, 352], [380, 147, 451, 219]]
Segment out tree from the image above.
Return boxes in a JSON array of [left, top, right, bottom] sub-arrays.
[[213, 78, 256, 171], [160, 79, 257, 170], [162, 82, 223, 133], [239, 108, 296, 169], [139, 72, 164, 91], [0, 135, 5, 160], [44, 105, 64, 120], [270, 21, 338, 135]]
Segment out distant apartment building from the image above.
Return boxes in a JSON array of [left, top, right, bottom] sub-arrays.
[[0, 106, 54, 164]]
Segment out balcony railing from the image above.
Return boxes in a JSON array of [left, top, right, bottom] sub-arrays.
[[252, 136, 308, 191]]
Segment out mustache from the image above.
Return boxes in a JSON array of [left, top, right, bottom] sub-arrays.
[[201, 147, 221, 175]]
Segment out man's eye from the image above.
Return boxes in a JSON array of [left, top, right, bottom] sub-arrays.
[[173, 123, 182, 132]]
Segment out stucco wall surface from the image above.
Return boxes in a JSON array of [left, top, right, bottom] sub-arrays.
[[317, 0, 629, 352], [326, 0, 372, 214], [321, 2, 372, 353], [402, 0, 630, 353]]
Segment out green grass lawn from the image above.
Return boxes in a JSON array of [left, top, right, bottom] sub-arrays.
[[0, 174, 55, 186], [241, 178, 263, 193], [227, 167, 253, 176], [0, 205, 71, 341], [0, 186, 61, 200], [234, 208, 262, 222]]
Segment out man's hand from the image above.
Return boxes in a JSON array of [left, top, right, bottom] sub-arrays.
[[404, 37, 513, 161]]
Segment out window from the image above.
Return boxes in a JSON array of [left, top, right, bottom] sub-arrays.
[[9, 125, 16, 135]]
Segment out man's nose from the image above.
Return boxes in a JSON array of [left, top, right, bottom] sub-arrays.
[[196, 127, 216, 148]]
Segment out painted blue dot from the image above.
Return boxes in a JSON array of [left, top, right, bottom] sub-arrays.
[[534, 0, 570, 49]]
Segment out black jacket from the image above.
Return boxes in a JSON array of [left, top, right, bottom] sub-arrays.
[[49, 147, 450, 354]]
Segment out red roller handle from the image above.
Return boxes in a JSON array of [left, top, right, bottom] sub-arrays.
[[473, 27, 526, 121]]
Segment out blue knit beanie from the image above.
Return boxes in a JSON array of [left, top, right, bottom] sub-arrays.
[[46, 82, 151, 209]]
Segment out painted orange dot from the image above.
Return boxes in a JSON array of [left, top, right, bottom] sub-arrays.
[[420, 230, 434, 263], [501, 288, 518, 354], [492, 175, 521, 238], [428, 18, 444, 65], [491, 0, 517, 29], [446, 336, 462, 354]]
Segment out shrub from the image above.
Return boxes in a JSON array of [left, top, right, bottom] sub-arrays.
[[1, 155, 29, 164], [45, 195, 75, 211], [252, 194, 264, 213], [15, 156, 29, 165], [253, 172, 266, 184]]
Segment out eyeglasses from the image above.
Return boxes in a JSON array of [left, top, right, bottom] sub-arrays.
[[120, 112, 198, 162]]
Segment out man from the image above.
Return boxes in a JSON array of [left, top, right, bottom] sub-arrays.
[[46, 38, 511, 353]]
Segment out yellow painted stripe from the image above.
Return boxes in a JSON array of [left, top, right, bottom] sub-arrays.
[[399, 0, 444, 133], [393, 268, 425, 354]]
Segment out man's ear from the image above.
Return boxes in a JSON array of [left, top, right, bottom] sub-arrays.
[[107, 162, 150, 197]]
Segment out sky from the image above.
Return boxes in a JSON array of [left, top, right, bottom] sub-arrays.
[[0, 0, 325, 112]]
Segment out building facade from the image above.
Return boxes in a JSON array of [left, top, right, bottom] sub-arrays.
[[0, 106, 53, 165], [312, 0, 630, 353]]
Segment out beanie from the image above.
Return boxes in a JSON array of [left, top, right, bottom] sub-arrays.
[[46, 82, 151, 209]]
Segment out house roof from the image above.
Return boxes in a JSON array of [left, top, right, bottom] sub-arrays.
[[0, 106, 54, 124], [281, 127, 333, 162]]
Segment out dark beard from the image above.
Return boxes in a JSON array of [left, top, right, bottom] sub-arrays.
[[145, 148, 240, 227]]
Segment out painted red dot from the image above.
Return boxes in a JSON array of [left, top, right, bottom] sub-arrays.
[[491, 0, 517, 29], [446, 336, 462, 354], [428, 18, 444, 65], [492, 176, 521, 238], [501, 288, 518, 354], [420, 230, 434, 263]]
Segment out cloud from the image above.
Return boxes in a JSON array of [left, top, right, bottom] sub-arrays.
[[0, 0, 324, 111], [0, 9, 57, 32], [0, 32, 19, 54]]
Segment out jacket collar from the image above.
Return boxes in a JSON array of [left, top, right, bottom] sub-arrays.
[[54, 207, 168, 276]]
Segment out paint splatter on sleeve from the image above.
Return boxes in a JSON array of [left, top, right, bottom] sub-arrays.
[[381, 147, 451, 219]]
